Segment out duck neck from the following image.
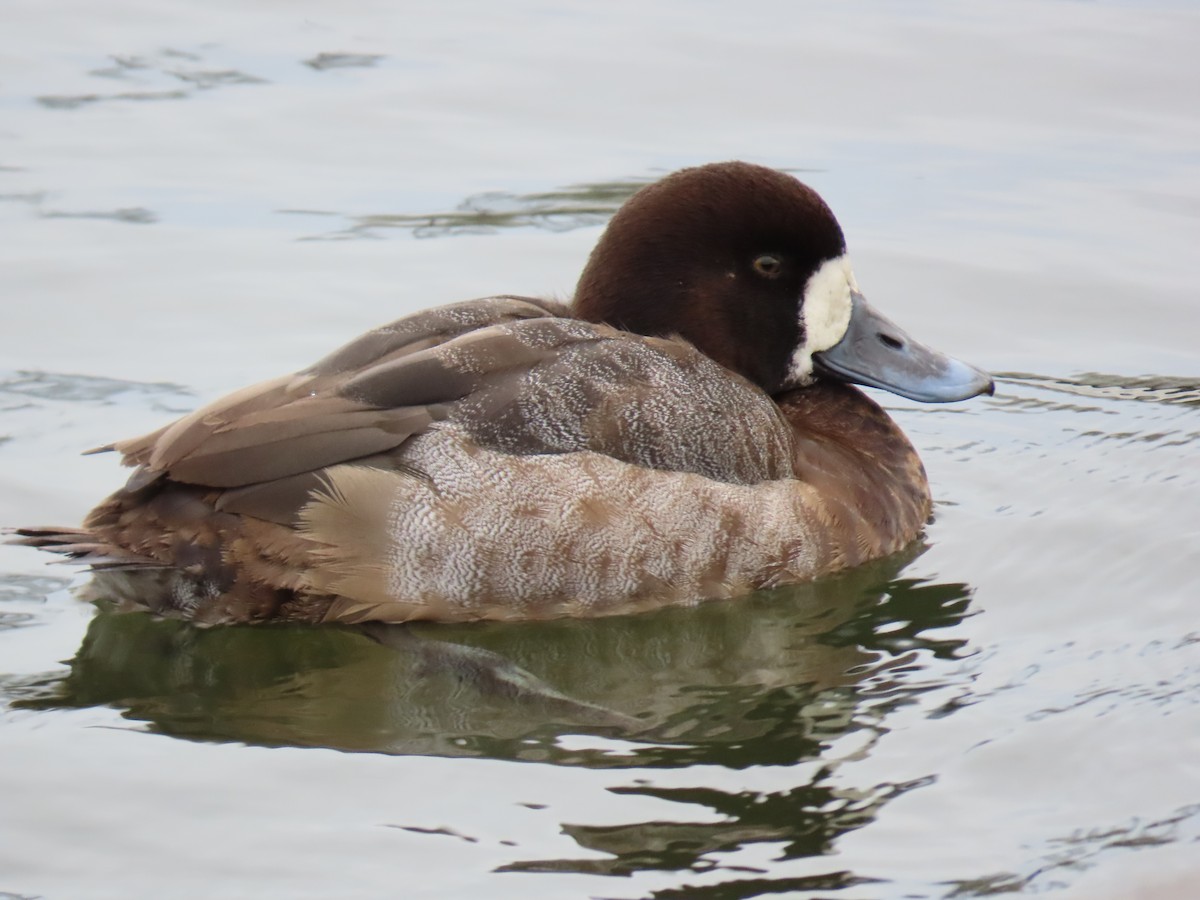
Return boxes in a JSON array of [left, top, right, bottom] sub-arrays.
[[776, 381, 932, 564], [572, 266, 798, 394]]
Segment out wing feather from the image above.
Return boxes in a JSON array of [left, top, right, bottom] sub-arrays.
[[101, 297, 570, 496]]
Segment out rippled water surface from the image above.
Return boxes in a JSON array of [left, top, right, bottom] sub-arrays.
[[2, 1, 1198, 897]]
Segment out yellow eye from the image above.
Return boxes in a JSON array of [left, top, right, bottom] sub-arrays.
[[753, 254, 782, 277]]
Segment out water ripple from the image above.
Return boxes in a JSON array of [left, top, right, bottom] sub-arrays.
[[290, 178, 652, 240], [42, 207, 157, 224], [288, 166, 818, 239], [948, 802, 1200, 897], [35, 47, 267, 110], [1000, 372, 1200, 408], [304, 52, 386, 71], [0, 370, 189, 405], [0, 574, 70, 631]]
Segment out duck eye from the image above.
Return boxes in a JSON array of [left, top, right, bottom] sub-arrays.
[[753, 254, 783, 278]]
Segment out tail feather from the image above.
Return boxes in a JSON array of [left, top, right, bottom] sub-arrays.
[[5, 526, 165, 570]]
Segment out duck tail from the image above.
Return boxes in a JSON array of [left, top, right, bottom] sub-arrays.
[[4, 526, 165, 571]]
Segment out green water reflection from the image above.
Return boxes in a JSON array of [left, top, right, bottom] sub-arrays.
[[8, 548, 975, 884], [9, 548, 975, 884], [299, 177, 651, 240], [16, 547, 971, 766], [293, 167, 817, 240]]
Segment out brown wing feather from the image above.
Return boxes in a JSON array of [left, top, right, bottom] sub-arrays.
[[305, 295, 564, 376], [105, 297, 569, 493], [343, 328, 566, 408], [163, 409, 436, 487], [105, 295, 783, 505]]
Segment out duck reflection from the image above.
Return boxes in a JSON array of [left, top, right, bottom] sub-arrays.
[[17, 544, 970, 768], [15, 546, 974, 883]]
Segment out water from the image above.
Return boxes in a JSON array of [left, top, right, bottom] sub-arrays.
[[2, 1, 1198, 897]]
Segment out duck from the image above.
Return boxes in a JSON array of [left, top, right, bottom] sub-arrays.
[[13, 161, 993, 625]]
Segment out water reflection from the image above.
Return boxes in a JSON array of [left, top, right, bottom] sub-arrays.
[[42, 207, 157, 224], [289, 167, 818, 240], [289, 177, 652, 240], [35, 47, 266, 110], [303, 53, 386, 71], [9, 547, 975, 883], [13, 547, 971, 763], [0, 573, 69, 630], [998, 372, 1200, 409], [946, 802, 1200, 897], [503, 774, 935, 883], [0, 370, 188, 404]]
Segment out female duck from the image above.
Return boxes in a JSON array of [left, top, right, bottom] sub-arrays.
[[16, 162, 993, 624]]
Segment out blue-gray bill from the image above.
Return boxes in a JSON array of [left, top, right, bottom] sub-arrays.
[[814, 292, 995, 402]]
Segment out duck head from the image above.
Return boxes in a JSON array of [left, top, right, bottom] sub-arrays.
[[574, 161, 993, 402]]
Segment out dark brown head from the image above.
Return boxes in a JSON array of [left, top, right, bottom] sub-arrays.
[[573, 161, 994, 403], [574, 162, 845, 394]]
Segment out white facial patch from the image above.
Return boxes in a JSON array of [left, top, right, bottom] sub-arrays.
[[786, 254, 857, 386]]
